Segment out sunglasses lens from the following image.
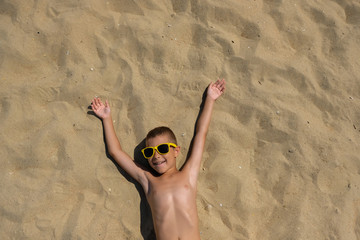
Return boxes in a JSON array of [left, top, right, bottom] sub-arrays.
[[143, 148, 154, 158], [157, 144, 169, 154]]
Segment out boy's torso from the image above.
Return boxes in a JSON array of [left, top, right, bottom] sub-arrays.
[[145, 170, 201, 240]]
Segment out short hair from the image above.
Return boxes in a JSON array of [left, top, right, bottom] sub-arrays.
[[146, 126, 177, 145]]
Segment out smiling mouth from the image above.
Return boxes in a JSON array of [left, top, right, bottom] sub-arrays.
[[153, 160, 166, 166]]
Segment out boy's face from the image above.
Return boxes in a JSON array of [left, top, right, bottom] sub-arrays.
[[146, 134, 180, 175]]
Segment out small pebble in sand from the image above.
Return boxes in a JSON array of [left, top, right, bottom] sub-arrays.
[[349, 96, 353, 100], [276, 111, 280, 115], [220, 203, 223, 207], [90, 67, 94, 71]]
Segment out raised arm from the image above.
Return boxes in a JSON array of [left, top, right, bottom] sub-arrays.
[[183, 79, 226, 184], [91, 98, 148, 189]]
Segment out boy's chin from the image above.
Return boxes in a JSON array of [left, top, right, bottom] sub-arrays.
[[151, 164, 172, 175], [152, 166, 167, 174], [150, 163, 165, 173]]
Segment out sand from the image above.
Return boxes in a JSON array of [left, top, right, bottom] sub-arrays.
[[1, 0, 360, 239]]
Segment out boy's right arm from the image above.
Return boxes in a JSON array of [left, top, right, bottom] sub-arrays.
[[91, 98, 148, 189]]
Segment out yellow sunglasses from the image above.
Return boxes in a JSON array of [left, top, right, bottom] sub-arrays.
[[141, 143, 177, 159]]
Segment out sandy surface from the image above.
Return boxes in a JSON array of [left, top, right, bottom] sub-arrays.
[[1, 0, 360, 239]]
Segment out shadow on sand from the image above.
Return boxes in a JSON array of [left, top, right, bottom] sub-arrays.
[[106, 138, 157, 240]]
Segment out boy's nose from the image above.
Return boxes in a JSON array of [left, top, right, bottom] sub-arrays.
[[153, 150, 161, 158]]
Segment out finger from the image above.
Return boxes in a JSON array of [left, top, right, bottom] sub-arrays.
[[96, 97, 102, 107], [220, 81, 226, 90], [209, 82, 214, 89], [105, 100, 109, 108], [92, 98, 97, 108], [91, 99, 97, 110], [91, 102, 97, 111], [221, 84, 226, 93], [95, 98, 101, 109], [221, 79, 225, 87], [216, 82, 225, 92], [217, 78, 224, 88], [218, 79, 225, 89]]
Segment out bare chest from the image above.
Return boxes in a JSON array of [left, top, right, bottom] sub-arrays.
[[146, 175, 196, 210], [145, 173, 200, 238]]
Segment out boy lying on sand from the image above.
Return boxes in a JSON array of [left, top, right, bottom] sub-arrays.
[[91, 79, 225, 240]]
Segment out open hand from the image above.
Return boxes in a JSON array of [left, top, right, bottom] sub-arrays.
[[91, 98, 111, 119], [207, 79, 226, 100]]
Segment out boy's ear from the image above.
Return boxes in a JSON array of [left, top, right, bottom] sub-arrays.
[[174, 146, 181, 157]]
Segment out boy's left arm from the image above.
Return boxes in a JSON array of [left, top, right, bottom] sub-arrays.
[[183, 79, 225, 185]]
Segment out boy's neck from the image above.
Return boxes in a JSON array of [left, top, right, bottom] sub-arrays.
[[158, 167, 179, 178]]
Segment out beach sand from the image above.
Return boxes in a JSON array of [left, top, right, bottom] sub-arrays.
[[1, 0, 360, 239]]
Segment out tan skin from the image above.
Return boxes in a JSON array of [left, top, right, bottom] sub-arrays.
[[91, 79, 225, 240]]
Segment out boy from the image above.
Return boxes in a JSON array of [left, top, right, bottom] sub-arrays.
[[91, 79, 226, 240]]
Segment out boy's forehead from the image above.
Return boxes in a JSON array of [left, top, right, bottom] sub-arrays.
[[146, 134, 171, 146]]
